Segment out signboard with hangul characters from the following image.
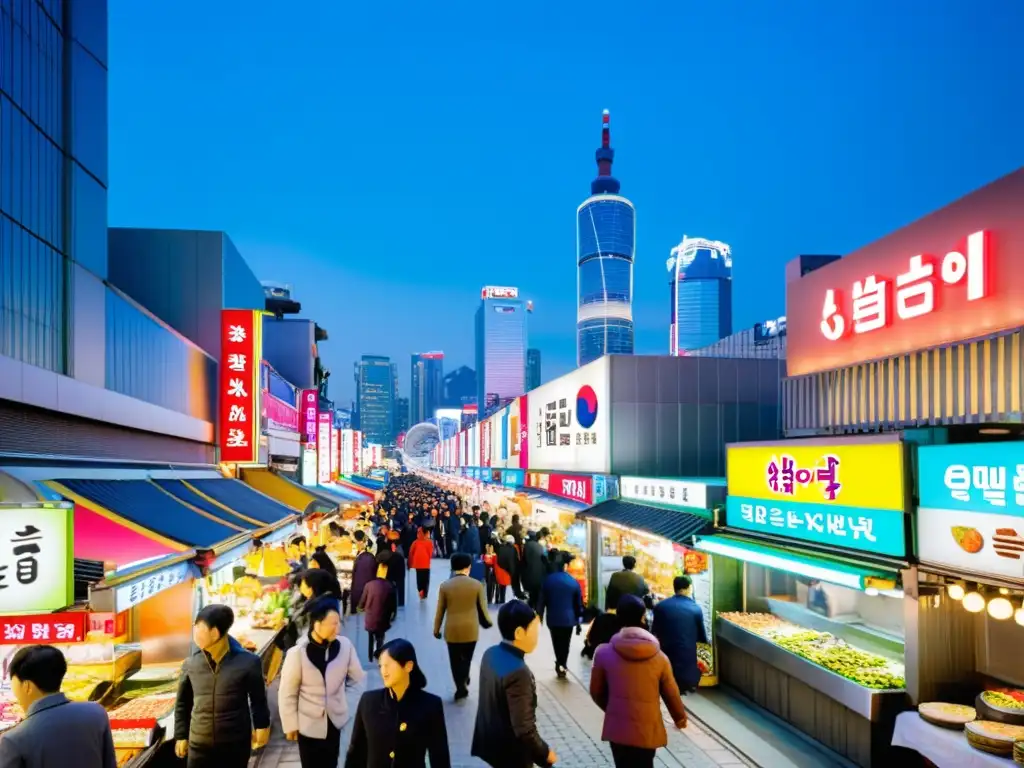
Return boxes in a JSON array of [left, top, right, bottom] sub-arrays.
[[620, 476, 710, 510], [0, 504, 73, 614], [219, 310, 264, 464], [526, 359, 610, 474], [917, 442, 1024, 580], [0, 612, 87, 645], [300, 389, 319, 447], [113, 561, 193, 613], [726, 439, 908, 557]]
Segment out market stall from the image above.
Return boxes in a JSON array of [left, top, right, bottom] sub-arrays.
[[701, 436, 912, 767], [889, 442, 1024, 767]]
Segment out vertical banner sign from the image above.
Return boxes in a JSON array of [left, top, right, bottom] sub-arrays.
[[219, 310, 262, 464], [330, 428, 340, 480], [352, 431, 362, 474], [518, 395, 530, 470], [317, 413, 331, 484], [299, 390, 318, 448]]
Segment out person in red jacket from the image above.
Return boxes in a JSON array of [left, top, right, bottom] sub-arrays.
[[408, 527, 435, 600]]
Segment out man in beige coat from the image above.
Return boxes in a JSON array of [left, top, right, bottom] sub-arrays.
[[434, 552, 493, 700]]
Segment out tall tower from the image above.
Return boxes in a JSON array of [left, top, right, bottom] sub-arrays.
[[668, 237, 733, 354], [577, 109, 635, 367], [475, 286, 529, 419]]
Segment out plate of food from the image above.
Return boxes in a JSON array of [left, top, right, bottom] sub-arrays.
[[977, 690, 1024, 725], [965, 721, 1024, 755], [918, 702, 976, 729]]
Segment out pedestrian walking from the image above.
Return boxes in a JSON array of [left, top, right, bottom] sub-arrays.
[[349, 537, 378, 616], [345, 639, 451, 767], [603, 555, 649, 612], [651, 575, 709, 693], [581, 607, 620, 659], [521, 532, 547, 611], [358, 564, 397, 662], [536, 555, 583, 678], [590, 595, 687, 768], [408, 526, 434, 599], [445, 509, 461, 554], [482, 542, 498, 603], [173, 605, 271, 767], [0, 645, 116, 768], [433, 552, 492, 700], [459, 513, 482, 557], [471, 601, 556, 767], [310, 547, 344, 597], [279, 597, 365, 767], [496, 535, 517, 604]]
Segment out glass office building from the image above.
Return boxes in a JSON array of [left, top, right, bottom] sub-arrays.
[[668, 237, 733, 354], [475, 294, 527, 418], [410, 351, 443, 425], [355, 355, 395, 445], [577, 110, 634, 366], [526, 347, 541, 391]]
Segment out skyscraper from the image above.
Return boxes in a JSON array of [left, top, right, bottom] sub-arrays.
[[442, 366, 476, 408], [395, 397, 410, 435], [476, 286, 528, 418], [577, 109, 635, 367], [668, 236, 733, 354], [410, 352, 444, 425], [526, 348, 542, 391], [353, 355, 396, 445]]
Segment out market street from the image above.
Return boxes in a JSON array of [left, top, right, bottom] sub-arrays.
[[254, 558, 752, 768]]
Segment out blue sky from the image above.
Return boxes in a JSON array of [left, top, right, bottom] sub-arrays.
[[107, 0, 1024, 403]]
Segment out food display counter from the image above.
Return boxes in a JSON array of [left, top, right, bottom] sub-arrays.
[[598, 524, 680, 601]]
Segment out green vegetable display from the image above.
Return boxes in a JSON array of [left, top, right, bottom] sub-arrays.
[[769, 629, 905, 690]]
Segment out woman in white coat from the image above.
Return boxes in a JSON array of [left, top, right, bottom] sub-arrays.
[[279, 595, 365, 767]]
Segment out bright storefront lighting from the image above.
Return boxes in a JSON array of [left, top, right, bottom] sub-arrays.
[[1016, 607, 1024, 626], [987, 597, 1014, 621], [962, 591, 986, 613], [694, 537, 863, 591], [946, 583, 965, 601]]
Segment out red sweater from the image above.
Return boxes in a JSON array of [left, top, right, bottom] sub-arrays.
[[408, 538, 433, 570]]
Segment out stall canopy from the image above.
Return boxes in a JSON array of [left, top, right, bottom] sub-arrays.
[[317, 482, 368, 502], [577, 499, 711, 545], [151, 480, 266, 528], [347, 475, 385, 491], [241, 467, 322, 513], [330, 477, 375, 499], [187, 479, 299, 525], [693, 535, 901, 592], [49, 479, 245, 549]]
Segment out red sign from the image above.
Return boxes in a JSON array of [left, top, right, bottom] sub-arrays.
[[264, 393, 299, 432], [299, 389, 318, 446], [0, 612, 87, 644], [352, 431, 361, 474], [87, 611, 129, 639], [527, 472, 593, 505], [481, 286, 519, 299], [787, 170, 1024, 376], [219, 310, 262, 463]]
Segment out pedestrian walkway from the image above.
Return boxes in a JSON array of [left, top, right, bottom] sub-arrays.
[[254, 560, 752, 767]]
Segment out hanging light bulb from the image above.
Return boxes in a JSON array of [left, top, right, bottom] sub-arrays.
[[963, 591, 986, 613], [999, 588, 1010, 595], [947, 583, 966, 600], [988, 597, 1014, 621], [1016, 606, 1024, 626]]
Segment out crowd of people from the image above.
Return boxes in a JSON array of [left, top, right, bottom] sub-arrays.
[[0, 472, 710, 768]]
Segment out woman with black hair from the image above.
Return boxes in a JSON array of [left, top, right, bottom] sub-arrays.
[[345, 639, 451, 768], [280, 568, 343, 651], [310, 548, 344, 598]]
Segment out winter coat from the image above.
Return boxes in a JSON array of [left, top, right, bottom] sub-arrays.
[[433, 574, 492, 643], [521, 540, 547, 590], [651, 595, 709, 691], [358, 578, 397, 633], [590, 627, 686, 750], [278, 635, 364, 738], [408, 537, 433, 570], [350, 551, 378, 610], [497, 543, 519, 580], [345, 687, 451, 768], [446, 514, 461, 542], [604, 569, 649, 612], [537, 571, 583, 629], [460, 524, 482, 556]]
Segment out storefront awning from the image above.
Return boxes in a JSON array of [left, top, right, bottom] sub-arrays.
[[186, 479, 298, 525], [152, 479, 265, 529], [317, 482, 369, 502], [578, 499, 711, 545], [50, 479, 244, 549], [516, 488, 590, 512], [693, 535, 901, 592], [347, 475, 385, 491]]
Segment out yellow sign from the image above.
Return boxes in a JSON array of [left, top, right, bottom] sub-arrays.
[[727, 442, 904, 512]]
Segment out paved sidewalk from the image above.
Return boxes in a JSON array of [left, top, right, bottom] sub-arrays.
[[255, 560, 750, 767]]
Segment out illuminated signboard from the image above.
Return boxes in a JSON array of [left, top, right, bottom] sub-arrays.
[[219, 310, 263, 463], [481, 286, 519, 299], [317, 412, 331, 484], [0, 504, 73, 614], [299, 389, 318, 447], [788, 169, 1024, 376]]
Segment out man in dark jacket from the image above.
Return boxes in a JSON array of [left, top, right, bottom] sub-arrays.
[[536, 557, 583, 678], [472, 601, 556, 767], [174, 604, 270, 767], [651, 575, 709, 692], [521, 532, 547, 611], [460, 514, 482, 557], [445, 510, 461, 554], [496, 536, 519, 603], [604, 555, 649, 611]]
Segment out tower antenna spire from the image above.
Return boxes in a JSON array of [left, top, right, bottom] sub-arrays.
[[591, 109, 620, 195]]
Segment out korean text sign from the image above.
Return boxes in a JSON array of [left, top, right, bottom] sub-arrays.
[[219, 310, 263, 463], [0, 613, 86, 645], [527, 359, 610, 474], [917, 443, 1024, 580], [0, 506, 73, 613], [726, 441, 907, 557], [787, 169, 1024, 377], [317, 412, 331, 484], [299, 389, 318, 446]]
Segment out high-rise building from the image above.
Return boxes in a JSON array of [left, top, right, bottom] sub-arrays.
[[354, 355, 396, 445], [668, 236, 733, 354], [395, 397, 410, 435], [526, 348, 542, 391], [442, 366, 476, 409], [476, 286, 528, 418], [410, 352, 444, 425], [577, 109, 635, 367]]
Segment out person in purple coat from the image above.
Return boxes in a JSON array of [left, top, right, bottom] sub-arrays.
[[349, 537, 378, 617], [358, 564, 397, 663]]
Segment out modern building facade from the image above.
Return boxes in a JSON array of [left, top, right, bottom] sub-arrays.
[[354, 355, 395, 445], [577, 110, 635, 367], [0, 0, 222, 463], [526, 348, 542, 391], [395, 397, 410, 436], [443, 366, 476, 408], [687, 316, 787, 360], [410, 352, 443, 425], [475, 287, 528, 418], [668, 236, 733, 354]]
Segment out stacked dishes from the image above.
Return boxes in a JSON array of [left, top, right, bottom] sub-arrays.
[[1013, 738, 1024, 765], [964, 721, 1024, 756]]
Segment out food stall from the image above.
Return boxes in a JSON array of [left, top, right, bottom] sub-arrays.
[[890, 442, 1024, 766], [699, 436, 912, 767]]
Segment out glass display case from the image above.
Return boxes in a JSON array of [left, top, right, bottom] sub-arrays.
[[599, 524, 681, 601]]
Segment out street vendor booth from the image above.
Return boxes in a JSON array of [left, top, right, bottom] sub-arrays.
[[892, 441, 1024, 767], [697, 436, 912, 767]]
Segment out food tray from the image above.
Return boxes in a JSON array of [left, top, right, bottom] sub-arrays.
[[918, 702, 976, 730], [976, 692, 1024, 726]]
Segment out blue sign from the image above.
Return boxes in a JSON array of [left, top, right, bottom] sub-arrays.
[[919, 443, 1024, 518], [502, 469, 524, 488], [726, 496, 906, 557], [594, 475, 607, 503]]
